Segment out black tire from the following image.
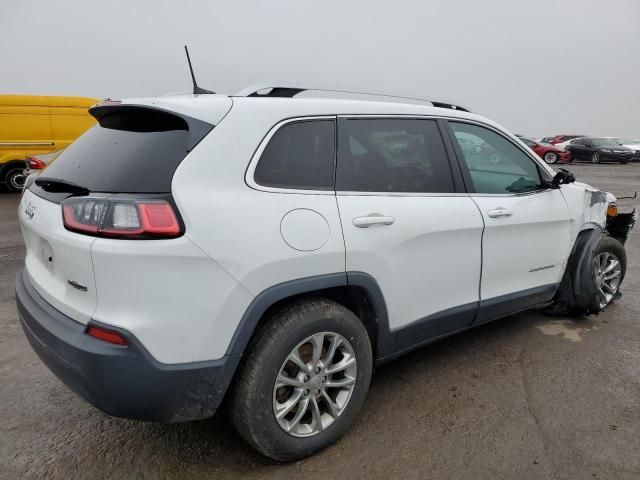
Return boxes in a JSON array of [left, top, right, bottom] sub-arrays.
[[594, 236, 627, 308], [543, 151, 558, 164], [591, 152, 600, 164], [229, 299, 373, 461], [4, 166, 26, 192], [620, 160, 628, 164]]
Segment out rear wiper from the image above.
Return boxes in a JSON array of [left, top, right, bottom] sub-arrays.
[[34, 177, 90, 195]]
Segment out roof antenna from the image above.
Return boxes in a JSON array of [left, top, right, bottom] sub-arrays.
[[184, 45, 215, 95]]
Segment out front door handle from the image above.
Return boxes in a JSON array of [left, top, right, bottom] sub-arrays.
[[353, 214, 395, 228], [487, 208, 513, 218]]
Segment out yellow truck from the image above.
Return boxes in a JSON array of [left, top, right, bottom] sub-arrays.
[[0, 95, 98, 191]]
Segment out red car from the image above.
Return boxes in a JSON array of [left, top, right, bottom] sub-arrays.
[[519, 137, 571, 164]]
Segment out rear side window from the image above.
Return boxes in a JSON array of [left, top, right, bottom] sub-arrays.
[[336, 118, 455, 193], [254, 120, 335, 190], [38, 108, 207, 193]]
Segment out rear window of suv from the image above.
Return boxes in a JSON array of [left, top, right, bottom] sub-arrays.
[[38, 107, 210, 193]]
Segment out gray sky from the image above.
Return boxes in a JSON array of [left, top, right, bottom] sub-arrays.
[[1, 0, 639, 138]]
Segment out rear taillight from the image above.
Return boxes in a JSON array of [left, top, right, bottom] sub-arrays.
[[62, 196, 182, 239], [87, 325, 128, 346], [27, 156, 46, 169]]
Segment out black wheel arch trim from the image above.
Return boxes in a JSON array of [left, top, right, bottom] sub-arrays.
[[553, 227, 604, 314], [225, 272, 393, 359]]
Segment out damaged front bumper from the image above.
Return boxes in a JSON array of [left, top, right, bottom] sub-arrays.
[[606, 208, 638, 245], [552, 207, 636, 315]]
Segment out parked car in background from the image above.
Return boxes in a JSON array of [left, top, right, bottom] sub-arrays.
[[565, 137, 635, 164], [547, 134, 585, 146], [23, 150, 64, 178], [616, 138, 640, 160], [15, 85, 636, 461], [518, 136, 571, 164], [0, 95, 98, 191]]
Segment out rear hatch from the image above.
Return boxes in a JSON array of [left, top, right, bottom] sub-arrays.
[[19, 100, 227, 324]]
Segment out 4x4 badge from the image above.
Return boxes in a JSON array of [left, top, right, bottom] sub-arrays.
[[25, 202, 35, 219]]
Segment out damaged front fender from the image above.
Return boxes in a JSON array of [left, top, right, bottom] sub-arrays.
[[552, 228, 603, 315]]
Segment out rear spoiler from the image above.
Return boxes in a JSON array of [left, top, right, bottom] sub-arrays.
[[89, 104, 213, 152]]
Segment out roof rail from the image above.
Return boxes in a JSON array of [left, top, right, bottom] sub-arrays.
[[233, 84, 471, 112]]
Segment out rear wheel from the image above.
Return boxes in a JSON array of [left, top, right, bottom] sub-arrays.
[[593, 237, 626, 309], [4, 166, 25, 192], [543, 152, 558, 164], [230, 299, 373, 461], [591, 152, 600, 164]]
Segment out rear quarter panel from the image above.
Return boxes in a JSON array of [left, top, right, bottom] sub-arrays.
[[172, 101, 347, 296]]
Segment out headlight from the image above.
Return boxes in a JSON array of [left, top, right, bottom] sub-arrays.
[[607, 202, 618, 217], [601, 148, 612, 153]]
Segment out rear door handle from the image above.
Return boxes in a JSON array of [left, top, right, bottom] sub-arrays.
[[487, 208, 513, 218], [352, 214, 395, 228]]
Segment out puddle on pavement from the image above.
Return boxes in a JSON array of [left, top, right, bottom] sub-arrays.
[[536, 319, 600, 342]]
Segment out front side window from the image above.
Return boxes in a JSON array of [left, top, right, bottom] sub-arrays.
[[254, 120, 335, 190], [336, 118, 455, 193], [450, 122, 543, 194]]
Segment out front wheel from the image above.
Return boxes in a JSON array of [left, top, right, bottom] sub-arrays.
[[591, 152, 601, 164], [543, 152, 558, 164], [229, 299, 373, 461], [593, 237, 626, 309]]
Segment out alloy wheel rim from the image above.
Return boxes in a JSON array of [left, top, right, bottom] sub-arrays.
[[592, 152, 599, 163], [8, 170, 25, 190], [594, 252, 622, 308], [272, 332, 357, 438], [544, 152, 557, 163]]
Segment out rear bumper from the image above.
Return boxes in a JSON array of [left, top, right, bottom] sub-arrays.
[[15, 269, 240, 423]]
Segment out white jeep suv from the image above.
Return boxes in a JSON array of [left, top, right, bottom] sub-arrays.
[[16, 86, 636, 461]]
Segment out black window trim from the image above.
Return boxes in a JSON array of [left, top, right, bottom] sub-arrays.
[[246, 115, 338, 195], [441, 118, 556, 197], [335, 114, 467, 197]]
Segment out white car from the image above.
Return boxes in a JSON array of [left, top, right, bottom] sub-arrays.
[[15, 86, 636, 461], [617, 138, 640, 159], [553, 139, 573, 151]]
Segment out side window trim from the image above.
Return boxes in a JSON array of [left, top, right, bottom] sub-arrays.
[[245, 116, 337, 195], [335, 115, 466, 196], [435, 118, 468, 194], [442, 119, 554, 196]]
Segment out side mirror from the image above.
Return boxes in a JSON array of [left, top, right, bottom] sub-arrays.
[[551, 168, 576, 189]]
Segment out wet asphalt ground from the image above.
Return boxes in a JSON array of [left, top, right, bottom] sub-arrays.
[[1, 163, 639, 480]]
